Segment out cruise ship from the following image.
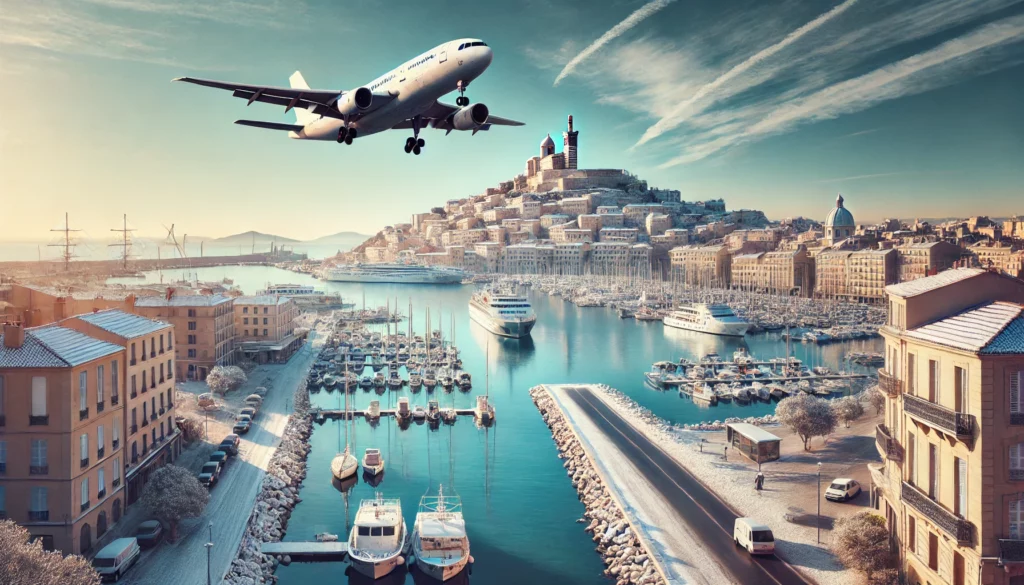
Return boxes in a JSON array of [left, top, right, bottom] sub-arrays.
[[468, 289, 536, 338], [663, 303, 749, 337], [323, 263, 466, 284]]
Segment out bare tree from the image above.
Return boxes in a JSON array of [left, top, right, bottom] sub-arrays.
[[833, 395, 866, 428], [140, 465, 210, 541], [206, 365, 247, 395], [0, 520, 99, 585], [831, 512, 893, 583], [868, 386, 887, 415], [775, 394, 838, 450], [179, 416, 204, 445]]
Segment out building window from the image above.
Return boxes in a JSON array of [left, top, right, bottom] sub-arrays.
[[188, 349, 196, 358], [113, 457, 121, 487], [907, 432, 916, 485], [244, 330, 249, 337], [263, 307, 268, 314], [81, 477, 89, 510], [929, 359, 939, 402], [954, 456, 967, 517], [111, 360, 119, 404], [188, 321, 197, 331], [263, 329, 268, 336], [263, 318, 268, 325], [907, 353, 916, 395], [0, 485, 5, 517], [112, 419, 120, 449], [1011, 500, 1024, 539], [97, 365, 105, 406], [188, 309, 196, 318], [954, 366, 967, 413], [97, 426, 104, 458], [929, 443, 939, 499], [168, 331, 173, 349], [79, 371, 88, 412], [167, 359, 173, 379], [31, 440, 47, 474], [0, 441, 6, 474], [188, 335, 196, 344], [141, 340, 146, 360], [928, 532, 939, 570], [97, 468, 105, 498], [243, 318, 249, 325], [0, 376, 5, 425], [80, 433, 89, 467], [30, 487, 48, 520], [243, 307, 248, 314], [142, 370, 147, 391], [1013, 371, 1023, 422]]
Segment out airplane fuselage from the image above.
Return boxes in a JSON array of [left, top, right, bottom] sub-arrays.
[[292, 39, 493, 140]]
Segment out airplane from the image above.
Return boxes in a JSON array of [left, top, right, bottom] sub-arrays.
[[174, 38, 524, 155]]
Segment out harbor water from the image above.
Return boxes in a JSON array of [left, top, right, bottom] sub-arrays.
[[110, 265, 882, 584]]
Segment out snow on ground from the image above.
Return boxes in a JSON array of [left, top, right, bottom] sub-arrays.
[[584, 384, 856, 585]]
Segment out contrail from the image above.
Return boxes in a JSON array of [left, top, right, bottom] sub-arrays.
[[635, 0, 860, 146], [554, 0, 676, 86]]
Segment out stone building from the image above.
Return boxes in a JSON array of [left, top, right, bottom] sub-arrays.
[[972, 243, 1024, 279], [669, 245, 732, 288], [730, 246, 813, 296], [898, 242, 963, 283], [522, 115, 633, 192], [232, 296, 300, 364], [815, 248, 897, 303], [645, 213, 673, 237], [134, 294, 235, 381], [871, 268, 1024, 585], [599, 227, 640, 243], [441, 228, 488, 247]]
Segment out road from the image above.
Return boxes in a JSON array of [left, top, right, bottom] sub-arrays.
[[564, 386, 813, 585], [123, 337, 319, 585]]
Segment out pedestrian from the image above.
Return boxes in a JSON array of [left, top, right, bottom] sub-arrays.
[[755, 471, 765, 490]]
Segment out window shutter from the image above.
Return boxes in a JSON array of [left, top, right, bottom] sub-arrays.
[[958, 458, 967, 518], [31, 378, 46, 416], [1013, 371, 1022, 414]]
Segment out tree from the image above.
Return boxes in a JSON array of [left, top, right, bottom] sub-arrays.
[[0, 520, 99, 585], [206, 365, 247, 395], [833, 395, 865, 428], [140, 465, 210, 541], [868, 386, 887, 415], [831, 512, 893, 583], [178, 416, 204, 444], [775, 394, 838, 450]]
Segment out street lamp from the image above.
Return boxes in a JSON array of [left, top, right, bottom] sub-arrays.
[[816, 462, 822, 544], [205, 522, 214, 585]]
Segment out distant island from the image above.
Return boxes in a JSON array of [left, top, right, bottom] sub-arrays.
[[208, 231, 302, 245], [201, 230, 371, 253]]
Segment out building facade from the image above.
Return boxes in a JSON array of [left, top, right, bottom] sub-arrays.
[[669, 245, 732, 288], [232, 295, 300, 364], [899, 242, 963, 283], [134, 294, 235, 381]]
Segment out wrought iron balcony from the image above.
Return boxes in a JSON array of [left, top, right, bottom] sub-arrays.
[[1000, 539, 1024, 562], [130, 424, 138, 434], [1012, 468, 1024, 482], [28, 511, 49, 521], [0, 414, 5, 426], [877, 369, 902, 397], [112, 478, 120, 488], [79, 408, 89, 421], [97, 489, 106, 499], [80, 458, 89, 469], [29, 415, 48, 426], [30, 465, 48, 475], [97, 448, 105, 459], [902, 394, 974, 441], [111, 395, 119, 406], [112, 440, 119, 450], [875, 424, 904, 463], [96, 402, 105, 413], [80, 501, 89, 512], [902, 481, 973, 545], [150, 412, 157, 421], [1013, 412, 1024, 426]]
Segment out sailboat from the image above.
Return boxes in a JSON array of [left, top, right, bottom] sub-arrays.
[[331, 391, 358, 481], [474, 340, 495, 424], [411, 486, 471, 581]]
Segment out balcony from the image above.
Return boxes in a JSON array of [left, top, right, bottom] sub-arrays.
[[130, 358, 137, 366], [875, 424, 904, 463], [79, 408, 89, 421], [903, 394, 974, 441], [130, 455, 138, 465], [877, 369, 902, 397], [97, 489, 106, 499], [111, 395, 119, 406], [159, 376, 165, 384], [80, 501, 89, 512], [0, 462, 5, 473], [902, 481, 973, 545], [28, 511, 49, 521], [142, 418, 148, 427], [112, 478, 120, 488], [30, 465, 48, 475], [150, 413, 157, 422], [96, 402, 105, 414], [112, 440, 119, 450], [159, 407, 165, 415], [130, 424, 138, 434], [1000, 539, 1024, 563], [0, 414, 5, 426], [80, 458, 89, 468], [1013, 412, 1024, 426], [130, 391, 138, 399], [1012, 468, 1024, 482], [97, 447, 105, 459]]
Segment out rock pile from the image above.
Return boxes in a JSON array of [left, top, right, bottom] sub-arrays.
[[223, 380, 313, 585], [530, 386, 667, 585], [592, 383, 778, 432]]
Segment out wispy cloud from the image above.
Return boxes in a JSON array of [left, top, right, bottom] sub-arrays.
[[634, 0, 860, 147], [840, 129, 880, 138], [553, 0, 676, 86], [81, 0, 300, 29], [812, 172, 905, 183]]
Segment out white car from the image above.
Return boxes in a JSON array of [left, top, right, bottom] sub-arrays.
[[825, 478, 862, 502]]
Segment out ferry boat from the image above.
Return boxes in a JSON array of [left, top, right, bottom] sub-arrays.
[[412, 487, 471, 581], [347, 495, 409, 579], [663, 303, 749, 337], [324, 263, 466, 284], [468, 290, 536, 338], [257, 283, 320, 296]]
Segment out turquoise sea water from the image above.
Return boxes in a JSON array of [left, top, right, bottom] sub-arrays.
[[110, 265, 882, 584]]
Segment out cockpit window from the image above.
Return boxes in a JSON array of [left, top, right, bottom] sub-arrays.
[[459, 41, 488, 50]]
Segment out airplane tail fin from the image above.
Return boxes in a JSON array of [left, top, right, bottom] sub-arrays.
[[289, 71, 316, 126]]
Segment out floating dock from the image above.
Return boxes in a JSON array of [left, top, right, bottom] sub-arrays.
[[313, 408, 477, 419], [260, 541, 348, 562]]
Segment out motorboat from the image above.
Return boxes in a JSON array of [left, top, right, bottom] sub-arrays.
[[440, 368, 454, 391], [426, 400, 440, 423], [473, 395, 494, 423], [412, 405, 426, 420], [366, 400, 381, 421], [440, 407, 457, 425], [468, 289, 536, 338], [411, 486, 471, 581], [424, 368, 438, 391], [373, 372, 386, 390], [456, 372, 472, 390], [396, 397, 411, 421], [360, 375, 374, 389], [409, 370, 423, 390], [690, 382, 718, 406], [363, 448, 385, 476], [347, 494, 410, 579], [388, 370, 404, 390]]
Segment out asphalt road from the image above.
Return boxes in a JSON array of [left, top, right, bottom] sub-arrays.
[[565, 386, 813, 585], [123, 337, 318, 585]]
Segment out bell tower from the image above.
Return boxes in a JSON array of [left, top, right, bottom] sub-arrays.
[[562, 114, 578, 170]]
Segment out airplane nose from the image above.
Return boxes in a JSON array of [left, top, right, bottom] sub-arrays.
[[481, 47, 493, 68]]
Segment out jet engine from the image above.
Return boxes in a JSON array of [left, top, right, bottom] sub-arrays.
[[336, 87, 373, 117], [452, 103, 489, 131]]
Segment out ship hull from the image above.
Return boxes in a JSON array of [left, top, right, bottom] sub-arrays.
[[324, 271, 464, 284], [469, 302, 536, 338], [664, 316, 749, 337]]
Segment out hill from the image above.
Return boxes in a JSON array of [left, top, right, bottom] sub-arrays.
[[208, 231, 301, 245], [306, 231, 372, 245]]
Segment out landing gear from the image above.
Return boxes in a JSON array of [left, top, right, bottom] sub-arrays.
[[337, 127, 357, 145], [456, 80, 469, 107], [404, 115, 425, 155]]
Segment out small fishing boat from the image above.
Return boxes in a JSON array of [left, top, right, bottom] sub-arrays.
[[409, 369, 423, 391], [412, 405, 426, 420], [424, 367, 438, 391], [347, 495, 409, 579], [362, 448, 385, 476], [426, 400, 440, 423], [373, 372, 386, 390], [396, 397, 411, 421], [387, 369, 404, 390], [411, 486, 471, 581], [457, 372, 472, 390], [359, 375, 373, 389], [366, 400, 381, 421]]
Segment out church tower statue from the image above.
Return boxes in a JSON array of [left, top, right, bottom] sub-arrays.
[[562, 115, 578, 170]]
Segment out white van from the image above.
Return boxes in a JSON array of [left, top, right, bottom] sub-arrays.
[[92, 537, 141, 581], [733, 518, 775, 555]]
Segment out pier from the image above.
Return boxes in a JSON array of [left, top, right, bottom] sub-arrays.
[[312, 408, 477, 419], [260, 541, 348, 562]]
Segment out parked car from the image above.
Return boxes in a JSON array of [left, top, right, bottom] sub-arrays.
[[209, 451, 229, 467], [825, 478, 862, 502], [734, 518, 775, 555], [233, 415, 253, 434], [199, 461, 221, 488], [239, 406, 258, 420], [134, 520, 163, 549], [219, 434, 240, 456], [245, 394, 264, 407], [92, 538, 141, 581]]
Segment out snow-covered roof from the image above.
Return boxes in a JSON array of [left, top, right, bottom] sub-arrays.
[[885, 268, 986, 298], [0, 326, 123, 368], [904, 302, 1024, 354], [135, 294, 232, 307], [74, 309, 170, 339], [726, 423, 780, 443], [234, 295, 291, 306]]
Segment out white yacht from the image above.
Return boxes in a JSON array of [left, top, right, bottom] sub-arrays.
[[468, 289, 536, 338], [663, 303, 749, 337], [323, 263, 466, 284], [347, 495, 409, 579], [412, 487, 471, 581]]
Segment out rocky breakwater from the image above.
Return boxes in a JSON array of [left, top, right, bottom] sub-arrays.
[[594, 383, 778, 432], [530, 386, 667, 585], [224, 382, 313, 585]]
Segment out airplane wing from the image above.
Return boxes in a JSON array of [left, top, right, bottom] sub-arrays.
[[394, 101, 524, 131], [174, 76, 348, 120]]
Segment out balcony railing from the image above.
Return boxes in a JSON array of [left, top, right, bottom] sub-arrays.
[[142, 418, 148, 427], [97, 448, 105, 459], [112, 478, 120, 488], [1013, 412, 1024, 426], [79, 408, 89, 421], [903, 394, 974, 441], [80, 458, 89, 468], [97, 489, 106, 499], [877, 369, 902, 397], [150, 413, 157, 421], [0, 414, 5, 426], [0, 462, 5, 473], [28, 511, 49, 521], [159, 407, 165, 415], [875, 424, 904, 463], [80, 501, 89, 512], [30, 465, 48, 475], [112, 440, 119, 450], [29, 415, 48, 426], [131, 391, 138, 399], [111, 395, 119, 406], [1000, 539, 1024, 562], [96, 402, 105, 413], [902, 481, 973, 545], [1012, 468, 1024, 482], [130, 424, 138, 434], [130, 358, 137, 366]]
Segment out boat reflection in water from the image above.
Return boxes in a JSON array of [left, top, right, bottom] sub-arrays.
[[332, 474, 358, 494], [345, 563, 408, 585], [468, 321, 536, 368], [662, 325, 749, 361]]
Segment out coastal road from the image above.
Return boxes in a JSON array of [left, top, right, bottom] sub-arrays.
[[565, 386, 813, 585], [123, 336, 319, 585]]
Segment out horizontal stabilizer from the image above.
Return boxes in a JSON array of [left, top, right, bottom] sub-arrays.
[[234, 120, 304, 132]]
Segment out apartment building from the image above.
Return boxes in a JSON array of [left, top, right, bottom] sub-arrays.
[[0, 324, 126, 555], [64, 310, 180, 506], [899, 242, 962, 283], [815, 249, 898, 303], [669, 245, 732, 288], [134, 294, 234, 381], [973, 243, 1024, 279], [233, 295, 300, 364], [872, 268, 1024, 585]]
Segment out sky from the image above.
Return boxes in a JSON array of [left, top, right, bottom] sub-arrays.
[[1, 0, 1023, 244]]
